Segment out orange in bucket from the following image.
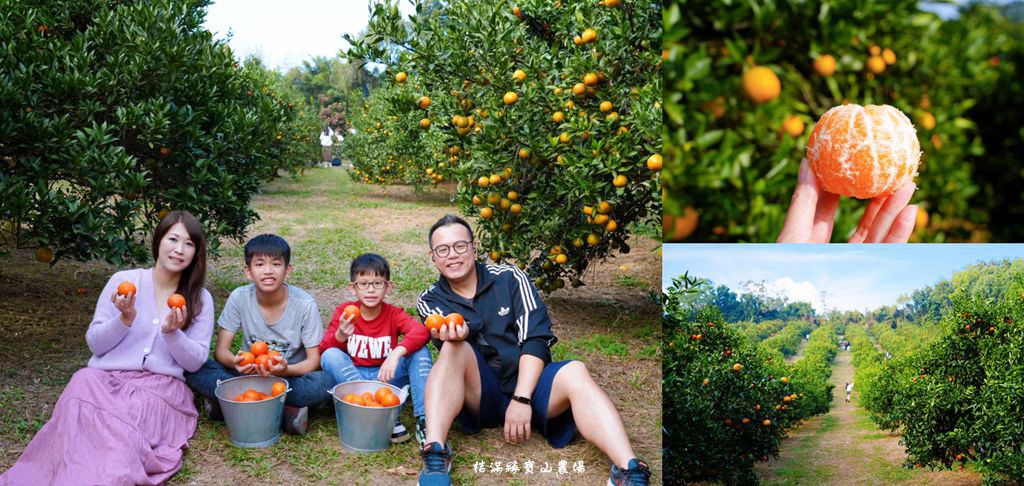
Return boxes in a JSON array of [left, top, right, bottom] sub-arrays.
[[807, 104, 920, 199]]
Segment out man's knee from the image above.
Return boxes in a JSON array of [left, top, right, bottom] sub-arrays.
[[436, 340, 470, 362]]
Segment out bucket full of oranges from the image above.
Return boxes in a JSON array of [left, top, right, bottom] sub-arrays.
[[215, 375, 290, 448], [329, 380, 405, 452]]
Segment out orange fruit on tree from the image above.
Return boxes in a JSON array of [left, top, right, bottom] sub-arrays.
[[489, 174, 502, 185], [647, 154, 663, 171], [271, 382, 286, 397], [813, 54, 837, 76], [117, 281, 137, 296], [605, 220, 618, 232], [507, 191, 518, 201], [418, 96, 431, 109], [518, 148, 530, 159], [238, 351, 256, 366], [512, 69, 526, 82], [509, 203, 522, 214], [612, 175, 628, 187], [167, 293, 186, 309], [918, 111, 936, 131], [419, 118, 431, 128], [581, 28, 597, 43], [395, 72, 408, 83], [742, 66, 780, 103], [424, 314, 445, 332], [480, 207, 494, 219], [663, 207, 699, 241], [866, 55, 886, 74], [583, 72, 598, 86], [869, 45, 881, 56], [916, 207, 929, 229], [552, 111, 565, 123], [343, 304, 360, 321], [477, 176, 490, 188], [882, 48, 896, 65], [782, 115, 805, 137], [503, 92, 518, 105], [807, 104, 920, 199], [555, 254, 568, 264], [250, 340, 269, 356], [599, 101, 613, 112]]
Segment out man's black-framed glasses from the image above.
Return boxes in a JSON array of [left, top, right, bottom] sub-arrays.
[[432, 240, 473, 258]]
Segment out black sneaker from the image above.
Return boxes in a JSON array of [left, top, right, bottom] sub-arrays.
[[391, 420, 410, 443], [608, 458, 650, 486], [203, 397, 223, 421], [414, 416, 427, 448], [418, 441, 452, 486], [282, 405, 309, 435]]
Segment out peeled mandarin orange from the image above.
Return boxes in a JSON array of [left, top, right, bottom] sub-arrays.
[[807, 104, 920, 199]]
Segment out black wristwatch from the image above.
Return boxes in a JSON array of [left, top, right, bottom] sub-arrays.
[[511, 394, 532, 405]]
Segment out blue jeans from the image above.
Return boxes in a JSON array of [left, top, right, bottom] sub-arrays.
[[184, 359, 334, 408], [320, 346, 432, 418]]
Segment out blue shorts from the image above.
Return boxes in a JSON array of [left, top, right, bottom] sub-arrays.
[[457, 346, 577, 448]]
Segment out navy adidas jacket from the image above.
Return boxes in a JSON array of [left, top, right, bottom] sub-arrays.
[[416, 261, 558, 394]]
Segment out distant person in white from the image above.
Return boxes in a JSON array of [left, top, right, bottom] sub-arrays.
[[319, 127, 334, 165], [845, 382, 853, 402]]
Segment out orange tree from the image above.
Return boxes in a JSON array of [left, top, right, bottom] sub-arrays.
[[343, 0, 661, 291], [0, 0, 319, 264], [878, 298, 1024, 483], [663, 0, 1019, 242], [663, 275, 837, 484]]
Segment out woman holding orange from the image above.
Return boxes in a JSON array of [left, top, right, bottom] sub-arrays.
[[1, 210, 215, 486]]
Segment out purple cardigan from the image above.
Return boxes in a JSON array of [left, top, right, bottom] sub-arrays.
[[86, 268, 214, 381]]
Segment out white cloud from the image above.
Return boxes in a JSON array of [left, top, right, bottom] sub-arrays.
[[748, 277, 824, 311]]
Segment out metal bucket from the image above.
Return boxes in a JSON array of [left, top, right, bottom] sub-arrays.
[[329, 380, 405, 452], [215, 375, 290, 448]]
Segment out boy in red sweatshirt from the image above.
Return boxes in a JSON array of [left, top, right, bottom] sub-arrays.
[[320, 253, 432, 445]]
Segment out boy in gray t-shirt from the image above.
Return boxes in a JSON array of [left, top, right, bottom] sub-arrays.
[[184, 234, 333, 436]]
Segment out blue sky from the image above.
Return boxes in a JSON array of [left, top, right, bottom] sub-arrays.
[[663, 245, 1024, 313], [202, 1, 416, 72]]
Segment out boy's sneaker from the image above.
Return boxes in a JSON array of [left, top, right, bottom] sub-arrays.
[[418, 441, 452, 486], [202, 397, 223, 421], [608, 458, 651, 486], [391, 420, 411, 443], [282, 405, 309, 435], [414, 416, 427, 448]]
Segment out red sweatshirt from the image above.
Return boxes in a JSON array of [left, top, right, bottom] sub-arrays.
[[318, 301, 429, 367]]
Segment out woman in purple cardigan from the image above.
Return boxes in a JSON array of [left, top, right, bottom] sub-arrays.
[[2, 211, 215, 486]]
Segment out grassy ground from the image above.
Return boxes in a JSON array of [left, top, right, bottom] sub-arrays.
[[0, 167, 662, 485], [755, 349, 981, 486]]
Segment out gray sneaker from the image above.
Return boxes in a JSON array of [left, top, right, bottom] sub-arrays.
[[282, 405, 309, 435], [415, 416, 427, 448]]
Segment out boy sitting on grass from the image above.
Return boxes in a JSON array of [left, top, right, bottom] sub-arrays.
[[320, 253, 433, 445], [185, 234, 333, 435]]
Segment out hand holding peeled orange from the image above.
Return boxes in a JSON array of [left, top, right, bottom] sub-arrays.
[[778, 104, 920, 243]]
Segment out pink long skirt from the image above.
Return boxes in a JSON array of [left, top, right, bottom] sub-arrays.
[[1, 368, 198, 486]]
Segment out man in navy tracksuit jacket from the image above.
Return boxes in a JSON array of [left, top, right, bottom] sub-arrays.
[[414, 214, 650, 486]]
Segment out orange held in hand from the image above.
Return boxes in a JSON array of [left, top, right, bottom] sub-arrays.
[[250, 341, 268, 357], [343, 304, 360, 321], [238, 352, 256, 366], [167, 293, 185, 308], [807, 104, 920, 199], [117, 281, 136, 296], [424, 314, 445, 332], [445, 312, 465, 331]]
